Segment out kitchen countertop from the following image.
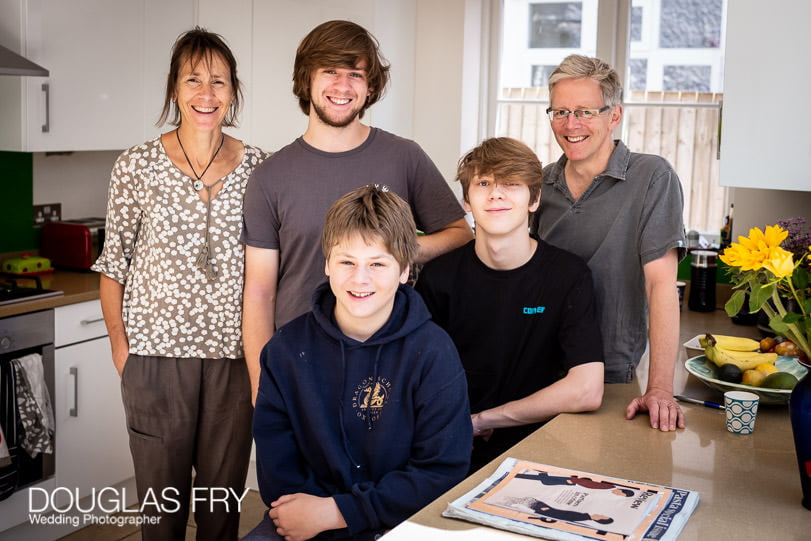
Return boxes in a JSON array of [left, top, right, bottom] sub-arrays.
[[384, 309, 811, 540], [0, 269, 100, 318]]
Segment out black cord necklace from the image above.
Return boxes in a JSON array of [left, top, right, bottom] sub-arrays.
[[175, 129, 226, 280], [176, 129, 225, 191]]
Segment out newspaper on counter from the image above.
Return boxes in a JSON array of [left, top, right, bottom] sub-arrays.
[[442, 458, 699, 541]]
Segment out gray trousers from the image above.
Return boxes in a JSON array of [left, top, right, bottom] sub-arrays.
[[121, 354, 253, 541]]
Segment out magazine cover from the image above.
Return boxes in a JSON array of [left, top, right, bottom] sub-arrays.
[[443, 458, 699, 541]]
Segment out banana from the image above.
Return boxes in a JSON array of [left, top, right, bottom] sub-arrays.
[[704, 334, 778, 371], [698, 333, 759, 352]]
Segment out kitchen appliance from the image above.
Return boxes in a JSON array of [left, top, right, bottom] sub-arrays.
[[1, 255, 53, 275], [0, 309, 55, 509], [0, 44, 49, 77], [40, 218, 106, 270], [0, 274, 63, 307], [688, 250, 717, 312]]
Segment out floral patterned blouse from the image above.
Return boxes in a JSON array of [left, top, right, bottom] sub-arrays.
[[92, 137, 269, 359]]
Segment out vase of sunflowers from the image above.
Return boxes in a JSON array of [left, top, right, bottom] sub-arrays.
[[720, 221, 810, 509]]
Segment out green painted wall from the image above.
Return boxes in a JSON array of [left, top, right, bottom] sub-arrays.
[[0, 151, 36, 253], [678, 254, 732, 285]]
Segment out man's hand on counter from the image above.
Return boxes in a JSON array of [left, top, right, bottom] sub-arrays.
[[625, 388, 685, 432]]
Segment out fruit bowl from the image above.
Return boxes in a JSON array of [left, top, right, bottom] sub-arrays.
[[683, 335, 705, 359], [685, 355, 808, 405]]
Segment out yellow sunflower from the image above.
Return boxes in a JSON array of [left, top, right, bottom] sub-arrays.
[[762, 247, 796, 278], [720, 225, 789, 271]]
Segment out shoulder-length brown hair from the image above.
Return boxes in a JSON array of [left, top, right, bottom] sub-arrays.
[[292, 20, 390, 118], [457, 137, 543, 206], [157, 26, 243, 127]]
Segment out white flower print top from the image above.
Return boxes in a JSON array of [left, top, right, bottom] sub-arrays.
[[92, 137, 269, 359]]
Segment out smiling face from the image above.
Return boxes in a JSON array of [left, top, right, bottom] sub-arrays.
[[549, 77, 622, 170], [325, 233, 409, 342], [465, 174, 540, 239], [309, 61, 371, 128], [174, 53, 234, 132]]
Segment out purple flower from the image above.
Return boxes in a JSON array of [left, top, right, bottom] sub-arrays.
[[778, 217, 811, 267]]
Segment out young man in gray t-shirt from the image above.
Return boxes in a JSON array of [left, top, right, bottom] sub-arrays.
[[241, 20, 472, 404]]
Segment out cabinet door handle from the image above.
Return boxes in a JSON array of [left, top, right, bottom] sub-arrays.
[[41, 83, 50, 133], [716, 99, 722, 160], [69, 366, 78, 417], [81, 316, 105, 325]]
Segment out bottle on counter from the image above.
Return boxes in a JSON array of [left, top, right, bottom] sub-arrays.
[[688, 250, 717, 312], [686, 230, 700, 250], [719, 203, 734, 249]]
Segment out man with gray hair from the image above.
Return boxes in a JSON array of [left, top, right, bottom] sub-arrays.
[[531, 54, 686, 431]]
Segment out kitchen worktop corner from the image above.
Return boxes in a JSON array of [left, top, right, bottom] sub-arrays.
[[0, 269, 100, 318]]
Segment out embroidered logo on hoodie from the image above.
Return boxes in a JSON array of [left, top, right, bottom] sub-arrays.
[[352, 376, 391, 423]]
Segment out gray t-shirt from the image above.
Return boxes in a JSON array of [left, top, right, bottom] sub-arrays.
[[532, 140, 686, 382], [242, 127, 466, 328]]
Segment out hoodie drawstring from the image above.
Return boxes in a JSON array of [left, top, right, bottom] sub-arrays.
[[367, 345, 384, 431], [337, 340, 362, 470]]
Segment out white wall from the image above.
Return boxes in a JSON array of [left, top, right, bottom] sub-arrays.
[[30, 0, 471, 210], [730, 188, 811, 238], [413, 0, 466, 184], [33, 151, 117, 219], [34, 0, 807, 240]]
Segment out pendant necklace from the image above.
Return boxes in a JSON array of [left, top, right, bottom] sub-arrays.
[[176, 129, 226, 280]]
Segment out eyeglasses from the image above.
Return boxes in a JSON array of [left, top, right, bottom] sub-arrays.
[[546, 105, 612, 122]]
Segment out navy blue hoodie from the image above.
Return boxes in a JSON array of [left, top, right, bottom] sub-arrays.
[[253, 282, 472, 540]]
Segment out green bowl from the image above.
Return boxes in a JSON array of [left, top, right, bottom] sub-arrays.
[[685, 355, 808, 406]]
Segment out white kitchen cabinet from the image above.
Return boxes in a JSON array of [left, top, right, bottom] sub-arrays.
[[196, 0, 254, 144], [0, 0, 192, 152], [719, 0, 811, 191], [53, 300, 133, 504], [249, 0, 411, 152]]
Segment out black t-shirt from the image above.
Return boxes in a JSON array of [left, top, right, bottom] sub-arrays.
[[416, 238, 603, 413]]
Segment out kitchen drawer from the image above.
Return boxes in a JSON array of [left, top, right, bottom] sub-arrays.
[[55, 299, 107, 346]]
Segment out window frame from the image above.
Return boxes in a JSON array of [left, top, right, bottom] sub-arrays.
[[485, 0, 730, 234]]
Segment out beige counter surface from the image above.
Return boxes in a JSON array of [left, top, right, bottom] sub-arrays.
[[0, 270, 100, 318], [384, 310, 811, 540]]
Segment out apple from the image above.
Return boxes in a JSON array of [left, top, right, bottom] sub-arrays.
[[775, 340, 799, 357]]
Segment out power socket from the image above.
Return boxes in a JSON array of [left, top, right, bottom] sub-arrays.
[[33, 203, 62, 226]]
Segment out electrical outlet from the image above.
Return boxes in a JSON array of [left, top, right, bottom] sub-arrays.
[[33, 203, 62, 226]]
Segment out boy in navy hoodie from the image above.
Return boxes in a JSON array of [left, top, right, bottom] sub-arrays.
[[244, 185, 472, 541]]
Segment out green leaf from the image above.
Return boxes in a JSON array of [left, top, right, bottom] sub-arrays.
[[769, 314, 789, 334], [795, 267, 810, 289], [783, 312, 802, 324], [750, 283, 774, 312], [805, 298, 811, 314], [725, 290, 746, 317]]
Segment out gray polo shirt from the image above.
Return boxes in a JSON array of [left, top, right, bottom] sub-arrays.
[[532, 140, 686, 382]]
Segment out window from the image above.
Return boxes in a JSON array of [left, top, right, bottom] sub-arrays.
[[662, 65, 711, 91], [493, 0, 728, 234], [530, 65, 557, 87], [528, 2, 583, 48], [659, 0, 722, 49], [499, 0, 598, 89], [628, 0, 724, 93], [628, 58, 647, 90], [630, 6, 643, 41]]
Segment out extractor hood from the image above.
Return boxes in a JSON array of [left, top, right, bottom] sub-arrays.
[[0, 44, 48, 76]]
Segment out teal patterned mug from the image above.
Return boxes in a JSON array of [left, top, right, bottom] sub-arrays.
[[724, 391, 759, 434]]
